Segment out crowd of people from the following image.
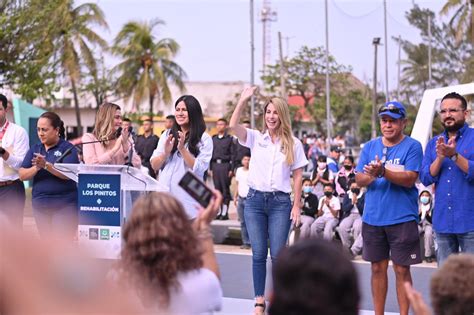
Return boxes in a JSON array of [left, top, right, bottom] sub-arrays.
[[0, 88, 473, 315]]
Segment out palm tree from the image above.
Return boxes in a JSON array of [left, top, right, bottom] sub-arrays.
[[112, 19, 186, 117], [52, 0, 108, 135], [440, 0, 474, 45]]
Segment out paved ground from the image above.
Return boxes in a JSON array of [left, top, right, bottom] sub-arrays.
[[23, 202, 437, 315]]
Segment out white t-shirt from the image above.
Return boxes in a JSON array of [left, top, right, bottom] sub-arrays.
[[125, 268, 222, 315], [151, 132, 213, 219], [318, 196, 341, 218], [241, 129, 308, 193], [0, 121, 29, 181], [235, 166, 250, 198]]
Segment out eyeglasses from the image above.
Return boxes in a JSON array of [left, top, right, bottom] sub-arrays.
[[438, 108, 465, 115], [378, 104, 405, 116]]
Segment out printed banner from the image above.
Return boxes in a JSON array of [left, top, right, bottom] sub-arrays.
[[78, 173, 122, 259], [78, 173, 121, 226]]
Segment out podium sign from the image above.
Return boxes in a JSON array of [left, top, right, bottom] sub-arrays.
[[78, 173, 122, 259]]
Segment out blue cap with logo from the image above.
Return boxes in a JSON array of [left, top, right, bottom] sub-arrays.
[[378, 101, 406, 119]]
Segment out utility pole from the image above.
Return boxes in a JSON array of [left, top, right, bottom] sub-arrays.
[[278, 32, 287, 99], [428, 14, 432, 88], [397, 35, 401, 100], [383, 0, 389, 101], [372, 38, 381, 139], [260, 0, 277, 74], [250, 0, 256, 128], [325, 0, 332, 141]]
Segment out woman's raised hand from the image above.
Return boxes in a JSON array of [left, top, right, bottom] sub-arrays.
[[238, 86, 258, 105], [194, 189, 223, 231], [164, 134, 175, 155]]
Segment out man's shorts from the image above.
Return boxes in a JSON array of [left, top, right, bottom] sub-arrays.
[[362, 220, 422, 266]]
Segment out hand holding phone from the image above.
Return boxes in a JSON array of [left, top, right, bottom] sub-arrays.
[[178, 171, 214, 208]]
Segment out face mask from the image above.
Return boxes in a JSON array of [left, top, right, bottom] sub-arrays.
[[351, 188, 360, 195], [324, 191, 332, 197], [344, 165, 352, 171], [303, 186, 313, 194], [318, 162, 327, 169], [420, 196, 430, 205]]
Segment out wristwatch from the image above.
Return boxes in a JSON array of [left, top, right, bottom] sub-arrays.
[[450, 153, 458, 162]]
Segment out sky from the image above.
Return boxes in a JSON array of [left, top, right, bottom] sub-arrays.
[[86, 0, 447, 95]]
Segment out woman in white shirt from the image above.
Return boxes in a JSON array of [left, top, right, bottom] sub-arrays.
[[150, 95, 213, 219], [116, 191, 223, 315], [229, 87, 308, 315]]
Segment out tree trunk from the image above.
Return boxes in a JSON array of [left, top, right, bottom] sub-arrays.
[[149, 93, 155, 120], [71, 78, 83, 136]]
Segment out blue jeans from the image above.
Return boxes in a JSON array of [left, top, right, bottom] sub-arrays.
[[244, 188, 292, 297], [237, 196, 250, 246], [436, 231, 474, 266]]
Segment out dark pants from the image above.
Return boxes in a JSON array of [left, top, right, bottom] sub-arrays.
[[212, 162, 232, 204], [33, 202, 78, 239], [0, 180, 25, 228]]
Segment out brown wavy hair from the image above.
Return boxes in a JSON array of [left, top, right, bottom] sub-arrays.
[[431, 254, 474, 315], [118, 192, 203, 308], [92, 102, 120, 145]]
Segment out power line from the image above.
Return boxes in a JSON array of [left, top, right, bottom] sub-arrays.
[[331, 0, 383, 19]]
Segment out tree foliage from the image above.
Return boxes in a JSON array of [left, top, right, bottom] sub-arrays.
[[395, 5, 472, 105], [440, 0, 474, 45], [260, 45, 373, 143], [112, 19, 187, 117]]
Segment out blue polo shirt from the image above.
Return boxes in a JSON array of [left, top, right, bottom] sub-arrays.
[[420, 123, 474, 234], [356, 136, 422, 226], [21, 138, 79, 209]]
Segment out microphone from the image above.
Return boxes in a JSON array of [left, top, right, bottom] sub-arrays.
[[54, 132, 120, 164], [55, 146, 74, 164], [114, 127, 123, 139]]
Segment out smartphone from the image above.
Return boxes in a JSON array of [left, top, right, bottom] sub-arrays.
[[178, 171, 213, 208]]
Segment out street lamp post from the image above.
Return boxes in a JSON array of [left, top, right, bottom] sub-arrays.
[[372, 37, 381, 139]]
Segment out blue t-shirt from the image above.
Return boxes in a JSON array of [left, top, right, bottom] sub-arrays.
[[21, 138, 79, 209], [356, 136, 422, 226]]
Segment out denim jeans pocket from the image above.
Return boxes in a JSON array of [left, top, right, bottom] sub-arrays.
[[274, 192, 291, 203], [246, 189, 257, 200]]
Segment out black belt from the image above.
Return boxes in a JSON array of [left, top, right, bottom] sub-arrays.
[[212, 159, 230, 164], [0, 179, 20, 187]]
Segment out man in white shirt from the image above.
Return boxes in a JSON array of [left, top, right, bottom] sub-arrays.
[[233, 154, 251, 249], [0, 94, 29, 228], [311, 184, 341, 240]]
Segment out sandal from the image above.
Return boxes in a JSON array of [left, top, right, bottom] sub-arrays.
[[254, 302, 266, 315]]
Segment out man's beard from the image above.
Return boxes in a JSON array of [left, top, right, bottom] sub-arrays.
[[443, 120, 464, 133]]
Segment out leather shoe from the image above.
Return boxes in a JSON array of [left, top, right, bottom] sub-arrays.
[[219, 213, 229, 220]]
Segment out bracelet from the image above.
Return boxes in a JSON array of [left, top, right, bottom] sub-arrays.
[[378, 164, 385, 178], [196, 227, 213, 240], [44, 163, 50, 171]]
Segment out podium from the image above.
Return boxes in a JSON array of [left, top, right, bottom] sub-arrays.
[[55, 163, 168, 259]]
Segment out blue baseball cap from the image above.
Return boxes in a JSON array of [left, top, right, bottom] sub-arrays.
[[378, 101, 406, 119]]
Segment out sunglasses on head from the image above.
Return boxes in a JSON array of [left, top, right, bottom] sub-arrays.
[[378, 104, 404, 116]]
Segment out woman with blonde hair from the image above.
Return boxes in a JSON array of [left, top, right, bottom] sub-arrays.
[[82, 102, 140, 166], [229, 87, 308, 315], [116, 190, 223, 314]]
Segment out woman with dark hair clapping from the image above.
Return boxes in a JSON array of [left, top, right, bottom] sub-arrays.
[[150, 95, 213, 219], [19, 112, 79, 238]]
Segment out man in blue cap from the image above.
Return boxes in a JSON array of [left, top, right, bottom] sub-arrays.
[[355, 101, 423, 315]]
